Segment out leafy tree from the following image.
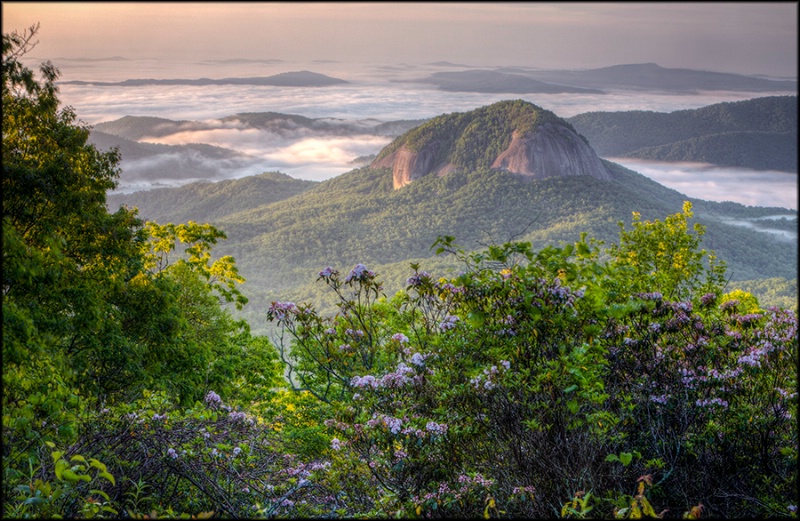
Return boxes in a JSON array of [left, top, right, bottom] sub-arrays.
[[2, 24, 266, 467], [606, 201, 727, 301]]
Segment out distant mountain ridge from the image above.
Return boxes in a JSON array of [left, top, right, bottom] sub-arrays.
[[567, 96, 798, 171], [371, 100, 610, 188], [61, 70, 348, 87], [94, 113, 426, 141], [405, 63, 796, 95], [405, 69, 605, 94], [511, 63, 797, 93]]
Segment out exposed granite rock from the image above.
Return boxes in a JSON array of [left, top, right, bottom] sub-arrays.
[[491, 123, 611, 181], [371, 143, 454, 189], [370, 100, 611, 189]]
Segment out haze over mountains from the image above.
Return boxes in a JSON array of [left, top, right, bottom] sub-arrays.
[[64, 63, 797, 94], [61, 70, 349, 87], [105, 100, 798, 330]]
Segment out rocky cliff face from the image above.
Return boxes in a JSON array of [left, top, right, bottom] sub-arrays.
[[371, 101, 611, 189], [491, 123, 611, 181], [371, 142, 455, 189]]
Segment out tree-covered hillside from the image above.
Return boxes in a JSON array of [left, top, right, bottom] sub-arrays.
[[568, 96, 798, 171], [110, 157, 797, 331], [106, 172, 316, 224], [374, 99, 566, 171]]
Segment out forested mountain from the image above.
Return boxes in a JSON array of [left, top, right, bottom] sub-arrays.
[[568, 96, 798, 171], [108, 101, 797, 331], [371, 100, 610, 188]]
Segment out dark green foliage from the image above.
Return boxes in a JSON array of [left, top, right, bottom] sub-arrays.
[[2, 24, 273, 453]]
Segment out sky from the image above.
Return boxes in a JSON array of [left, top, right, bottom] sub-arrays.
[[3, 2, 798, 78]]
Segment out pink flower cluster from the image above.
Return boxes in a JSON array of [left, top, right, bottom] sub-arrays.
[[345, 263, 375, 283], [696, 397, 729, 408], [267, 301, 297, 321], [439, 315, 459, 331]]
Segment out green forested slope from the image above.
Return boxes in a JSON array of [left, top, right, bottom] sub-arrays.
[[568, 96, 798, 171], [624, 130, 797, 171], [152, 161, 793, 330], [106, 171, 317, 224]]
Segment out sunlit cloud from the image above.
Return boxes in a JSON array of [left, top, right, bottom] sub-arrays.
[[267, 136, 391, 164]]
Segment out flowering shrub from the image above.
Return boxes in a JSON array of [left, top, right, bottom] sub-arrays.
[[268, 204, 797, 518]]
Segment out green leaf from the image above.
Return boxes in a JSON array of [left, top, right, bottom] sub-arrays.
[[467, 310, 485, 327], [99, 471, 116, 486], [620, 452, 633, 466], [564, 384, 579, 394], [88, 458, 107, 473], [61, 469, 90, 483], [55, 458, 68, 480], [605, 454, 620, 463], [90, 489, 111, 502]]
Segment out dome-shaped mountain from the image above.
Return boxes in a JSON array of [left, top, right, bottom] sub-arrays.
[[371, 100, 611, 189]]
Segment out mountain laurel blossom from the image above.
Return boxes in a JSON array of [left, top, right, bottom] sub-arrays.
[[440, 315, 459, 331], [410, 352, 426, 367], [267, 301, 298, 321], [204, 390, 222, 408], [318, 266, 338, 278], [392, 333, 409, 344], [345, 263, 374, 282]]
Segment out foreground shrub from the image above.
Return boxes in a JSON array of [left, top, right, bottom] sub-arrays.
[[269, 203, 797, 518]]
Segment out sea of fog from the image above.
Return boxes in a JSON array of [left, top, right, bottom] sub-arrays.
[[48, 57, 798, 211]]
